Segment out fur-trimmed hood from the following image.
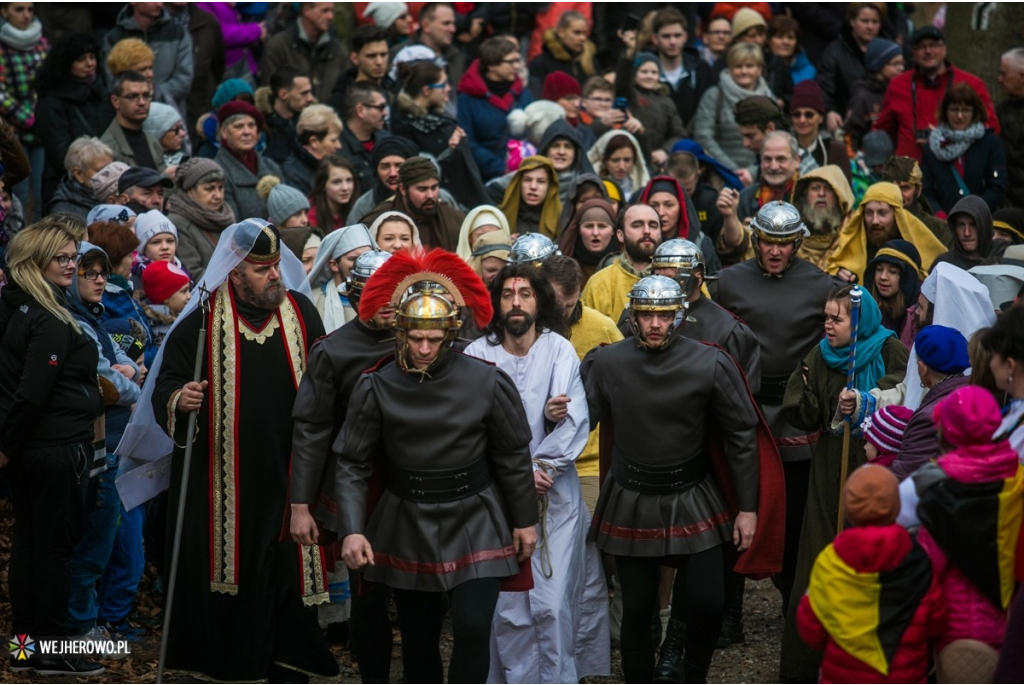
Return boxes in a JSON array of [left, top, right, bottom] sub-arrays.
[[541, 28, 597, 77]]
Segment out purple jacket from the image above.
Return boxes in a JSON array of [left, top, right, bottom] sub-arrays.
[[891, 374, 970, 481], [196, 3, 260, 76]]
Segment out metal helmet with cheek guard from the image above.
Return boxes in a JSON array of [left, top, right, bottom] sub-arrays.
[[652, 239, 704, 300], [628, 275, 685, 348], [508, 233, 560, 267], [750, 201, 809, 247], [345, 249, 392, 309]]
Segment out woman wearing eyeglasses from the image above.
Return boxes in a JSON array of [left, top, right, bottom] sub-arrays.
[[142, 102, 189, 180], [921, 83, 1008, 215], [0, 220, 106, 676], [390, 59, 488, 209]]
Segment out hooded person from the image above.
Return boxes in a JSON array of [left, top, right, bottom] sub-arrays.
[[456, 205, 511, 262], [467, 230, 513, 288], [826, 182, 947, 283], [932, 195, 1008, 272], [879, 156, 953, 247], [557, 172, 608, 233], [790, 165, 855, 270], [367, 210, 423, 252], [671, 138, 743, 191], [347, 135, 421, 224], [498, 155, 563, 238], [993, 208, 1024, 247], [637, 175, 722, 274], [557, 198, 620, 284], [307, 223, 376, 332], [526, 119, 594, 203], [865, 239, 925, 346], [587, 129, 650, 199], [361, 156, 464, 251], [908, 386, 1022, 672]]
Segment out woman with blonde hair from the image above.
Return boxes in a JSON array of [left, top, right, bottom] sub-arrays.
[[0, 220, 105, 676], [283, 104, 343, 195], [106, 37, 176, 110]]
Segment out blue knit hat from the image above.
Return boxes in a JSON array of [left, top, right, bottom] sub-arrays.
[[915, 325, 970, 374], [865, 38, 902, 74], [212, 78, 255, 110]]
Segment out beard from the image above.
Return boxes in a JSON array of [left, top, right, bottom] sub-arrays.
[[865, 221, 898, 248], [236, 273, 287, 310], [501, 308, 536, 337], [415, 200, 437, 216], [624, 235, 657, 263], [802, 203, 843, 236]]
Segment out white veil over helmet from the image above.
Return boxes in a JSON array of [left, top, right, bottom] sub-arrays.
[[115, 218, 312, 510], [903, 262, 996, 409]]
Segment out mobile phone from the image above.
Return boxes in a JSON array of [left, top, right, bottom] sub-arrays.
[[614, 96, 629, 112]]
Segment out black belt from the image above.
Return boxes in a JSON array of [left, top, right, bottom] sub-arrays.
[[754, 374, 791, 406], [387, 458, 491, 503], [611, 451, 709, 494]]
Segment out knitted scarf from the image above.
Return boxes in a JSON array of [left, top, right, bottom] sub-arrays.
[[0, 18, 42, 51], [928, 122, 985, 162], [166, 190, 237, 234], [819, 288, 896, 393]]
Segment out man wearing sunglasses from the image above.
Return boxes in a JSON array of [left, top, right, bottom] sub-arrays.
[[340, 82, 392, 192]]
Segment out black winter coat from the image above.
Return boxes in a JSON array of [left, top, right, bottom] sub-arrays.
[[36, 76, 115, 203], [817, 30, 868, 117], [921, 130, 1008, 214]]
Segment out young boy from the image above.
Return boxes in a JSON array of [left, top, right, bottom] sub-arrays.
[[798, 465, 946, 683], [140, 260, 191, 349]]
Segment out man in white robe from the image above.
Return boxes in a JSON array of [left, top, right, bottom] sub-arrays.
[[466, 264, 610, 683]]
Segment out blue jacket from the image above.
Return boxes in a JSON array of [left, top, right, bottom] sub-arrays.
[[456, 59, 532, 181], [790, 49, 817, 85], [100, 275, 158, 368]]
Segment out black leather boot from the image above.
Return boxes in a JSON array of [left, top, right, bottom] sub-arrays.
[[620, 649, 655, 684], [717, 571, 746, 648], [653, 618, 686, 683]]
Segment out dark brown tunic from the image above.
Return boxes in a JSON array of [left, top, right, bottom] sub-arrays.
[[335, 352, 538, 591], [582, 334, 760, 557]]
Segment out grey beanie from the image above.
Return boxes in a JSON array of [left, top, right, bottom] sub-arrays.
[[864, 38, 902, 74], [142, 102, 182, 139], [262, 177, 310, 224]]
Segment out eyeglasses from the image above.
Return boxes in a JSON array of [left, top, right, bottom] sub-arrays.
[[427, 80, 449, 89], [79, 269, 109, 281], [170, 123, 186, 133], [948, 106, 974, 116], [117, 91, 152, 102], [53, 254, 80, 267], [585, 96, 613, 105]]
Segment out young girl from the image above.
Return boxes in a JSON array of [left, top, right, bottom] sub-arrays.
[[140, 259, 191, 349], [865, 239, 924, 347], [859, 404, 913, 468], [132, 209, 190, 298], [368, 211, 420, 253], [781, 285, 909, 680], [308, 155, 359, 234]]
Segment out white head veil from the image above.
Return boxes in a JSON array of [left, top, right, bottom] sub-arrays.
[[903, 262, 996, 409], [115, 218, 312, 510], [307, 223, 375, 290]]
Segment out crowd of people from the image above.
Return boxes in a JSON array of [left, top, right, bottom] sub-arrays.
[[1, 2, 1024, 683]]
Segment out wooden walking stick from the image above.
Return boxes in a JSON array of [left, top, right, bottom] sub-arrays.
[[837, 286, 863, 534], [157, 286, 211, 684]]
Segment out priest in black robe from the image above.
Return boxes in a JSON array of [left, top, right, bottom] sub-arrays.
[[152, 221, 336, 682]]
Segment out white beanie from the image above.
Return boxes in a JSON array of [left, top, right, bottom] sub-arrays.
[[134, 210, 179, 251], [364, 2, 408, 29], [142, 102, 183, 139]]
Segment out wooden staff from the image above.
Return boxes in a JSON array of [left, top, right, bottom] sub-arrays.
[[837, 286, 863, 534]]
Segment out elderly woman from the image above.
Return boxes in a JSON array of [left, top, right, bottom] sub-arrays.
[[213, 100, 282, 220], [692, 42, 776, 178], [0, 220, 105, 676], [166, 157, 236, 280], [142, 102, 188, 177], [47, 136, 113, 219], [498, 156, 562, 238], [282, 104, 342, 196], [921, 83, 1008, 214], [35, 33, 113, 201]]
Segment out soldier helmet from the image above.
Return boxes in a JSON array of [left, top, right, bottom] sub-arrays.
[[508, 233, 559, 267], [652, 239, 704, 298], [628, 275, 685, 348], [750, 201, 809, 245], [345, 249, 392, 307]]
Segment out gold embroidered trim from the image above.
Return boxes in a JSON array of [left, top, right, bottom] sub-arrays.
[[210, 287, 239, 594], [278, 296, 306, 384], [167, 389, 182, 436], [238, 315, 279, 344], [300, 544, 329, 606]]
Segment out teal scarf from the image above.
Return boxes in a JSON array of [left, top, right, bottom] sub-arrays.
[[819, 289, 895, 393]]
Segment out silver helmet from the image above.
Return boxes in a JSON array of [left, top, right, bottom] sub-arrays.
[[652, 239, 704, 298], [508, 233, 559, 267], [345, 249, 392, 305], [627, 275, 684, 348], [750, 201, 809, 245]]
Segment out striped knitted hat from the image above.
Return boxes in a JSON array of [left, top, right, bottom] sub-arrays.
[[861, 405, 914, 455]]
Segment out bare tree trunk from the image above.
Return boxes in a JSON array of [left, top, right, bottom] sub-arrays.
[[943, 3, 1024, 97]]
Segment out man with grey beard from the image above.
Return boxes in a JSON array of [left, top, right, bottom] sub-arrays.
[[790, 165, 854, 270]]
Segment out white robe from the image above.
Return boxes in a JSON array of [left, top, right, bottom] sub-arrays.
[[465, 331, 610, 683]]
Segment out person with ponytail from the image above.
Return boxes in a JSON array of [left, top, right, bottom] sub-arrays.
[[0, 220, 105, 675]]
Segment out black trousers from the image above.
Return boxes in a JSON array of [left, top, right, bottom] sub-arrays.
[[7, 441, 90, 637], [616, 547, 724, 680], [775, 458, 811, 615], [348, 572, 395, 684], [392, 577, 500, 684]]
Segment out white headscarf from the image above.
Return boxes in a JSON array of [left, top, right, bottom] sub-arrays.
[[587, 129, 650, 198], [904, 262, 996, 409], [307, 224, 375, 290], [115, 219, 312, 510], [456, 205, 511, 262], [368, 211, 422, 248]]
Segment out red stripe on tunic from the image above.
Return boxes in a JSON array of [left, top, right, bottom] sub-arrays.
[[597, 511, 732, 540], [374, 546, 518, 575]]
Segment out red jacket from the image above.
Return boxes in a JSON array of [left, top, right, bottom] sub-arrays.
[[873, 64, 1000, 160], [798, 524, 946, 684]]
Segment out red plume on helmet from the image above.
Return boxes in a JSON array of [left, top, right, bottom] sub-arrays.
[[358, 248, 494, 328]]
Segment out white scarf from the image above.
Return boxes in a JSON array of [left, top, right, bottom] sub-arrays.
[[0, 18, 42, 51], [320, 281, 354, 333]]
